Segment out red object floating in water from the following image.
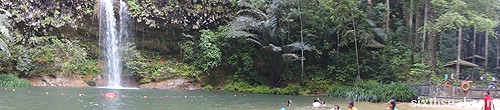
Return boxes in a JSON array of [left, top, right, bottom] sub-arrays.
[[104, 92, 116, 98]]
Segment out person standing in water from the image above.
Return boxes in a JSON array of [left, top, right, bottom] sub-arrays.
[[387, 99, 398, 110], [482, 90, 495, 110], [331, 105, 341, 110], [348, 101, 357, 110]]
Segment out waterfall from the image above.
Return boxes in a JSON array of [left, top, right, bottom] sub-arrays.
[[99, 0, 131, 88]]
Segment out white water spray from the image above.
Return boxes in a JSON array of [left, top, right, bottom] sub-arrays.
[[99, 0, 131, 88]]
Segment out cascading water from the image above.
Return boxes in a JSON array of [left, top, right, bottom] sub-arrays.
[[99, 0, 132, 88]]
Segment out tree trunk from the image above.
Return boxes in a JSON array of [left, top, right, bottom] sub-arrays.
[[422, 0, 430, 64], [425, 0, 436, 70], [409, 0, 413, 45], [299, 0, 304, 77], [386, 0, 390, 36], [409, 0, 414, 64], [473, 27, 476, 64], [349, 2, 360, 79], [429, 34, 437, 70], [368, 0, 373, 13], [496, 38, 499, 68], [414, 2, 421, 64], [485, 31, 489, 70], [456, 27, 462, 79]]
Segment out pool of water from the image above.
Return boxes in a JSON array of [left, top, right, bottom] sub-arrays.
[[0, 87, 471, 110]]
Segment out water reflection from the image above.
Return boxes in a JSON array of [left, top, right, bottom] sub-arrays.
[[0, 87, 470, 110]]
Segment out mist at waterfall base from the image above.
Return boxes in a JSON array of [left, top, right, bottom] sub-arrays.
[[99, 0, 134, 89]]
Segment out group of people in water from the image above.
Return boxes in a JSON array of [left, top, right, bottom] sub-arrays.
[[282, 97, 398, 110]]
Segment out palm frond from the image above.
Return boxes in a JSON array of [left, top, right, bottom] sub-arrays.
[[230, 16, 257, 31], [239, 0, 257, 9], [226, 30, 256, 38], [371, 28, 387, 43], [268, 44, 282, 52], [237, 9, 268, 21], [282, 53, 299, 61], [284, 42, 311, 52], [246, 38, 264, 47]]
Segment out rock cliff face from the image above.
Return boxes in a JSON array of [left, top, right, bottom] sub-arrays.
[[28, 76, 90, 87], [139, 78, 201, 90], [28, 76, 201, 90]]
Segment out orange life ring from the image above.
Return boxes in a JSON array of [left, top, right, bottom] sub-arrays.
[[461, 81, 470, 91], [444, 81, 451, 87]]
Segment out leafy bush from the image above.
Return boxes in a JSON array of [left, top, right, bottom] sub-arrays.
[[124, 47, 203, 83], [402, 63, 432, 83], [224, 81, 305, 95], [85, 81, 96, 87], [328, 80, 417, 102], [11, 36, 91, 77], [223, 81, 253, 92], [274, 84, 301, 95], [180, 28, 225, 72], [203, 84, 214, 91], [0, 74, 32, 87], [78, 59, 101, 78]]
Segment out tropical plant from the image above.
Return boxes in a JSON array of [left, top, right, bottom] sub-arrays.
[[181, 28, 224, 72], [0, 74, 31, 87], [226, 0, 311, 85], [328, 80, 418, 102]]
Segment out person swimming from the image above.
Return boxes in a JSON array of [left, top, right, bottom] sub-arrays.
[[313, 99, 322, 108], [331, 105, 341, 110], [315, 98, 326, 107], [104, 92, 117, 98], [287, 99, 293, 106]]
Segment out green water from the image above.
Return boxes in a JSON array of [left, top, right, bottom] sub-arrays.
[[0, 87, 465, 110]]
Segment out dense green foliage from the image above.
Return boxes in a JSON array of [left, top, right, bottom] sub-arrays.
[[0, 74, 31, 87], [1, 0, 500, 102], [224, 81, 305, 95], [328, 80, 418, 102], [124, 51, 202, 83]]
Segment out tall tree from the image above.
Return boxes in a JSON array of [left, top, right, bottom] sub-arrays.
[[428, 0, 468, 79], [456, 27, 462, 79], [348, 0, 361, 79], [226, 0, 311, 85], [425, 0, 437, 70], [422, 0, 430, 64], [386, 0, 390, 35], [485, 31, 489, 70]]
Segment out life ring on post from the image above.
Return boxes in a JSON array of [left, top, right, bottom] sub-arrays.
[[444, 81, 451, 87], [461, 81, 470, 91]]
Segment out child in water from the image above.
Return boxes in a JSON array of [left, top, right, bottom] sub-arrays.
[[312, 99, 322, 108], [387, 99, 398, 110], [331, 105, 341, 110]]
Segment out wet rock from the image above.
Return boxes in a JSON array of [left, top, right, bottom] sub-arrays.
[[139, 78, 201, 90], [28, 76, 90, 87]]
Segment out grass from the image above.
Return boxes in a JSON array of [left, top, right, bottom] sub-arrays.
[[0, 74, 32, 87], [327, 80, 417, 102]]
